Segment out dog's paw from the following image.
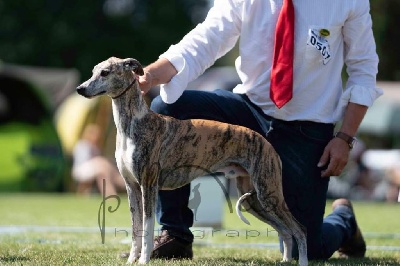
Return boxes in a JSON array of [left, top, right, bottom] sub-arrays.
[[281, 258, 292, 263], [138, 256, 149, 264], [298, 257, 308, 266], [126, 255, 139, 264]]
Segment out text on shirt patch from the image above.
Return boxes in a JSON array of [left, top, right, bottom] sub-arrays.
[[307, 29, 332, 65]]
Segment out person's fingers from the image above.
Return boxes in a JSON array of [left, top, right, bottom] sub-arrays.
[[321, 155, 347, 177], [319, 138, 350, 177], [137, 71, 152, 95], [317, 148, 330, 169]]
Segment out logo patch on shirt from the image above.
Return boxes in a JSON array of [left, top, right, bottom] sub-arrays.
[[307, 29, 332, 65]]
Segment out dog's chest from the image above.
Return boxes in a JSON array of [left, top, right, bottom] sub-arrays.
[[115, 135, 138, 181]]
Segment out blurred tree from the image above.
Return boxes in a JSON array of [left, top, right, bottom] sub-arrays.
[[0, 0, 399, 81], [0, 0, 208, 79], [370, 0, 400, 80]]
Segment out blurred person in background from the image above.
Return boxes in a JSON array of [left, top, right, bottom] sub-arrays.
[[328, 140, 400, 202], [387, 164, 400, 202], [328, 140, 376, 200], [72, 123, 125, 196]]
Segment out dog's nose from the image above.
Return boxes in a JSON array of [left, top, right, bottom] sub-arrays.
[[76, 85, 86, 95]]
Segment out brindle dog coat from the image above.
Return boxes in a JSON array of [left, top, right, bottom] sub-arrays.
[[76, 57, 308, 266]]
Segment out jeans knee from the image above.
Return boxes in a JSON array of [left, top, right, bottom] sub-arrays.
[[150, 95, 168, 114]]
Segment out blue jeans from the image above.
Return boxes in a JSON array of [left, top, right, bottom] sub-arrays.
[[150, 89, 357, 259]]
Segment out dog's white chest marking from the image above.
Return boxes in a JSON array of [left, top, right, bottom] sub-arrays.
[[115, 134, 137, 180]]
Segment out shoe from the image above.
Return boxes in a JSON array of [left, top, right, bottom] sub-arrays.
[[119, 230, 193, 260], [332, 198, 366, 258], [151, 230, 193, 260]]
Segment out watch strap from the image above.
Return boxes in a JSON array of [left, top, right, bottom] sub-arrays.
[[334, 131, 355, 149]]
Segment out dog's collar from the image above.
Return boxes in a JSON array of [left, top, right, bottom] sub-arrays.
[[112, 79, 137, 99]]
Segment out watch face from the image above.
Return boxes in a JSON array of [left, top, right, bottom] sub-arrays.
[[350, 138, 357, 149], [335, 132, 357, 149]]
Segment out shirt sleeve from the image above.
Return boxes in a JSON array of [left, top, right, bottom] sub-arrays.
[[342, 0, 383, 107], [159, 0, 242, 103]]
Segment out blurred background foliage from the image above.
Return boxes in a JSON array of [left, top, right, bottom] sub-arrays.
[[0, 0, 209, 79], [1, 0, 398, 81]]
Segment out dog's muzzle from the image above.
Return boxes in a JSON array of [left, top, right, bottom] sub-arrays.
[[76, 85, 106, 98]]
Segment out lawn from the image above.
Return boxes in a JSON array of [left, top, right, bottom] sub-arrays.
[[0, 193, 399, 265]]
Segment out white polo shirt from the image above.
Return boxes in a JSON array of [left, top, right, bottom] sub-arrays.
[[159, 0, 383, 123]]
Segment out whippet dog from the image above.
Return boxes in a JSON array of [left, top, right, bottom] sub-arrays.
[[76, 57, 308, 265]]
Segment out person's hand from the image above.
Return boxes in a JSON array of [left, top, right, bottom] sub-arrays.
[[136, 71, 153, 95], [318, 138, 350, 177], [134, 58, 177, 95]]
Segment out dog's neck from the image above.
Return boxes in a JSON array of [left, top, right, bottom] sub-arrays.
[[112, 79, 137, 100], [111, 77, 150, 134]]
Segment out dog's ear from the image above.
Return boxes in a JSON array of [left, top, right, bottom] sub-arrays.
[[122, 58, 144, 75]]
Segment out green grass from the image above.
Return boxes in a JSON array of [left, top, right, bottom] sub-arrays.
[[0, 193, 399, 265]]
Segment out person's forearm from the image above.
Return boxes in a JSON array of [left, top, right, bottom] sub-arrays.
[[138, 58, 177, 94], [338, 102, 368, 137], [144, 58, 177, 86], [318, 102, 368, 177]]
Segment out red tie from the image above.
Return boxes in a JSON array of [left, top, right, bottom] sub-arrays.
[[270, 0, 295, 108]]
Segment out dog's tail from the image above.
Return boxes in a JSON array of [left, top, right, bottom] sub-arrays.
[[235, 191, 255, 225]]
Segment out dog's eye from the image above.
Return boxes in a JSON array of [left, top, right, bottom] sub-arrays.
[[100, 70, 110, 77]]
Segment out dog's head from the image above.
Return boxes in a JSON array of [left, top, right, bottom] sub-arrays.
[[76, 57, 144, 99]]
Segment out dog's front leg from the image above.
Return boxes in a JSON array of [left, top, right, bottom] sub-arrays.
[[126, 182, 143, 264], [138, 184, 158, 264], [281, 233, 293, 262]]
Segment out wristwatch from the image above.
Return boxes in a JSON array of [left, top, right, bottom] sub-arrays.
[[334, 131, 357, 149]]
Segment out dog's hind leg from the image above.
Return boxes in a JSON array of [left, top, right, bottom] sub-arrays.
[[126, 181, 143, 264], [294, 228, 308, 266], [253, 186, 308, 266], [235, 189, 294, 261], [138, 184, 158, 264], [237, 165, 307, 266], [267, 203, 307, 266]]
